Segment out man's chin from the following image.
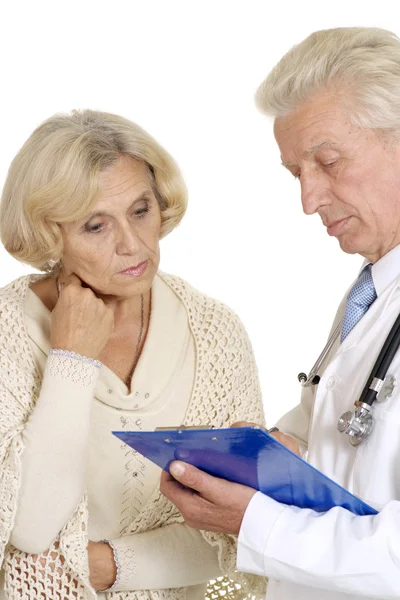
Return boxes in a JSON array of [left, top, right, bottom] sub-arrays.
[[336, 235, 362, 256]]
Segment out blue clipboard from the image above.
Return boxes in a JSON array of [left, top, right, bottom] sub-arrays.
[[112, 426, 377, 516]]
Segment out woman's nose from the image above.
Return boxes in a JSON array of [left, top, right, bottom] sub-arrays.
[[116, 224, 140, 255]]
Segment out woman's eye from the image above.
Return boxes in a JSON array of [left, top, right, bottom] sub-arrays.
[[85, 223, 103, 234], [134, 206, 150, 218]]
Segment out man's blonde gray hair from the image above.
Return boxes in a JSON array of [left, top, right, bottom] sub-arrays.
[[0, 109, 188, 271], [256, 27, 400, 130]]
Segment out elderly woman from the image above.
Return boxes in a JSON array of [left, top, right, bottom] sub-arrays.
[[0, 110, 266, 600]]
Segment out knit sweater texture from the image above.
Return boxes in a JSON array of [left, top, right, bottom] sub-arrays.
[[0, 272, 266, 600]]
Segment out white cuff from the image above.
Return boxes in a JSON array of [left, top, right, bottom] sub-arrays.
[[107, 536, 136, 591], [237, 491, 286, 576], [46, 351, 101, 388]]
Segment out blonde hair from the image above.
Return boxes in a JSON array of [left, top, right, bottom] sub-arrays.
[[256, 27, 400, 130], [0, 109, 188, 271]]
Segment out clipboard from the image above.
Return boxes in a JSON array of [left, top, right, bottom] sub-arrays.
[[112, 426, 377, 516]]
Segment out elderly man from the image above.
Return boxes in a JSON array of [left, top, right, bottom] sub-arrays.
[[160, 27, 400, 600]]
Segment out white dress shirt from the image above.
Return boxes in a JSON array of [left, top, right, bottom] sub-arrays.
[[237, 244, 400, 600]]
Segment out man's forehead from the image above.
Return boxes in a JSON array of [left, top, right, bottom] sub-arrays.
[[274, 91, 349, 140]]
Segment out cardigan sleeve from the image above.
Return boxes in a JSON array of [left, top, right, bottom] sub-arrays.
[[9, 352, 100, 554], [0, 279, 94, 599], [108, 524, 222, 591]]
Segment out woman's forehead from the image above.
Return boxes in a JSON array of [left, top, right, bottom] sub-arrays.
[[98, 156, 150, 194]]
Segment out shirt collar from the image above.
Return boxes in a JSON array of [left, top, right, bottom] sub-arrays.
[[370, 244, 400, 297]]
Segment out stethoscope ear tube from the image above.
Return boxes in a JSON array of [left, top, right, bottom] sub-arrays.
[[358, 312, 400, 406], [298, 320, 343, 387]]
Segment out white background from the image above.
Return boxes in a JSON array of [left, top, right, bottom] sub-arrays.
[[0, 1, 396, 425]]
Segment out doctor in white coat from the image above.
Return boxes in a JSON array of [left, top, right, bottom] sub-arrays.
[[160, 27, 400, 600]]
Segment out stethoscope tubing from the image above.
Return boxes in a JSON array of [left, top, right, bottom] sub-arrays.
[[358, 312, 400, 406]]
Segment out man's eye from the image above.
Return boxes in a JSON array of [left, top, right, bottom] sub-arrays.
[[321, 157, 339, 168]]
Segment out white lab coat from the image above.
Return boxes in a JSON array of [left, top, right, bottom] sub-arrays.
[[237, 273, 400, 599]]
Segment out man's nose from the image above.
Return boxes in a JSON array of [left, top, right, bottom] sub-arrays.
[[300, 169, 330, 215]]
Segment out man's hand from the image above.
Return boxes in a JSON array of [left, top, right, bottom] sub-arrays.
[[160, 462, 257, 535]]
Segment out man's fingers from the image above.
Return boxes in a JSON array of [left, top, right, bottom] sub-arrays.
[[272, 432, 301, 455], [160, 467, 197, 503], [161, 463, 257, 535], [168, 461, 204, 489], [160, 469, 174, 484], [167, 461, 225, 501], [230, 421, 260, 429]]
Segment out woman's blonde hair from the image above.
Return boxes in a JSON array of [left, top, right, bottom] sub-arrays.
[[0, 109, 188, 271], [256, 27, 400, 130]]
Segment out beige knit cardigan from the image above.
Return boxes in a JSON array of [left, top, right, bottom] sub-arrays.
[[0, 272, 267, 600]]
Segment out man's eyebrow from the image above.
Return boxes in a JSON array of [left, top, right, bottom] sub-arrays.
[[281, 142, 340, 167], [304, 141, 340, 157]]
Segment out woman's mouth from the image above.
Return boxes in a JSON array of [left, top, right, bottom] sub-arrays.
[[119, 260, 148, 277]]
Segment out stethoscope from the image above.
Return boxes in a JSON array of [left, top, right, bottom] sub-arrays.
[[298, 314, 400, 446]]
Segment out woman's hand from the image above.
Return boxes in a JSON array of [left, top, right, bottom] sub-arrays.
[[50, 273, 114, 360], [231, 421, 301, 456], [88, 541, 117, 592], [9, 541, 117, 593]]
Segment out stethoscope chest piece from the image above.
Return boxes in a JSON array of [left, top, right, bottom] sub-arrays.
[[336, 375, 397, 446], [337, 402, 374, 446]]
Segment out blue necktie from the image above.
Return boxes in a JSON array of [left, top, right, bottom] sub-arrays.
[[341, 264, 377, 342]]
